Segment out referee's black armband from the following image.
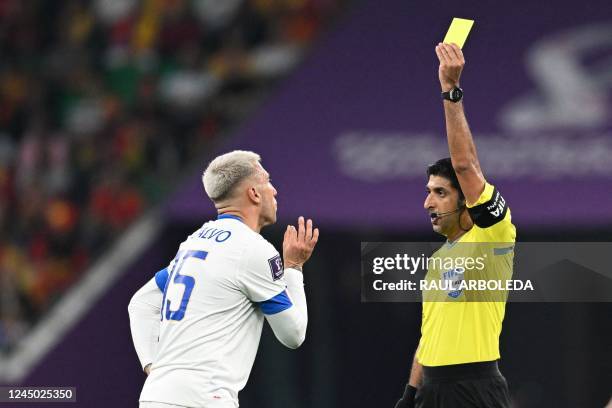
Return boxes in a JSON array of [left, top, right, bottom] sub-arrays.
[[467, 187, 508, 228]]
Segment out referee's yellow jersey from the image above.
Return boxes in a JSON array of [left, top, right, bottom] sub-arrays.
[[416, 182, 516, 366]]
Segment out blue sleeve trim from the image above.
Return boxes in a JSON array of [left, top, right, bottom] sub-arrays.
[[154, 268, 169, 292], [260, 290, 293, 315]]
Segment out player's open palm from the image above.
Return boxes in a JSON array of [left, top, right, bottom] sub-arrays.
[[283, 216, 319, 269]]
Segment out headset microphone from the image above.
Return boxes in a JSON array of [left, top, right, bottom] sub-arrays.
[[430, 206, 465, 219]]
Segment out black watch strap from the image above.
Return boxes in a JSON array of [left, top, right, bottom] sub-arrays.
[[441, 86, 463, 103]]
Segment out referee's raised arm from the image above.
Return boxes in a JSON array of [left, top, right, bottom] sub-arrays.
[[435, 43, 485, 206]]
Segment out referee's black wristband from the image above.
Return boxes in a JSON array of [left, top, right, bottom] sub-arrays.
[[394, 384, 417, 408]]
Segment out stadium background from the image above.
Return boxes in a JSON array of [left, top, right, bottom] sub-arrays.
[[0, 0, 611, 407]]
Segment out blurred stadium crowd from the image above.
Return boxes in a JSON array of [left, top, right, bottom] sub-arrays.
[[0, 0, 344, 353]]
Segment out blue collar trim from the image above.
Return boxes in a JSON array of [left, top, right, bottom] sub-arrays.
[[217, 214, 244, 223]]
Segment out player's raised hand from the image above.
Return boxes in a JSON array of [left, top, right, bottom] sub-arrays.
[[283, 216, 319, 269], [435, 42, 465, 91]]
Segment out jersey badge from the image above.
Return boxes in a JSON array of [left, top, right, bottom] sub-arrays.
[[268, 255, 284, 281]]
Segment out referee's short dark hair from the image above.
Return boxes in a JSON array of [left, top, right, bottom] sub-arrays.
[[426, 158, 465, 202]]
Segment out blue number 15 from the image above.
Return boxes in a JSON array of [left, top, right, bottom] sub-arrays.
[[161, 250, 208, 321]]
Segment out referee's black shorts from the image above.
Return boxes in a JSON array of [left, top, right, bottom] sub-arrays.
[[415, 360, 510, 408]]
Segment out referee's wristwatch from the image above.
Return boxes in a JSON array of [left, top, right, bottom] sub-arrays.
[[442, 86, 463, 103]]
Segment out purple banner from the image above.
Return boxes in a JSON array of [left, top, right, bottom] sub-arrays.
[[167, 0, 612, 230]]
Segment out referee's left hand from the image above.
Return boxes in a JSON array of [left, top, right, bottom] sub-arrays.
[[394, 397, 414, 408], [394, 384, 417, 408]]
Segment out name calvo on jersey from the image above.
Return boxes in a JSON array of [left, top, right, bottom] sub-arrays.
[[197, 227, 232, 242]]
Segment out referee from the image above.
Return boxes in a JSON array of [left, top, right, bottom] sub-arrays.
[[394, 43, 516, 408]]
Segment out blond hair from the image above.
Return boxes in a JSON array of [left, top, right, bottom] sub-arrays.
[[202, 150, 261, 202]]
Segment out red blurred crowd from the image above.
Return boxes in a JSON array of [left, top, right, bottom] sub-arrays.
[[0, 0, 344, 352]]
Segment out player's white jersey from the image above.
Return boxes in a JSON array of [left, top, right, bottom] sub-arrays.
[[140, 214, 290, 407]]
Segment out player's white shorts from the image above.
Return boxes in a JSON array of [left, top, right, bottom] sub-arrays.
[[140, 401, 236, 408]]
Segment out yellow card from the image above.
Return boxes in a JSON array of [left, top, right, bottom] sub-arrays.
[[443, 18, 474, 49]]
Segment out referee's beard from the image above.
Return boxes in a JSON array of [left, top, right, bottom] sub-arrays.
[[424, 175, 472, 240], [434, 210, 472, 242], [435, 213, 459, 236]]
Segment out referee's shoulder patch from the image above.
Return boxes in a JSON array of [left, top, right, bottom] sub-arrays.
[[268, 255, 284, 281]]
